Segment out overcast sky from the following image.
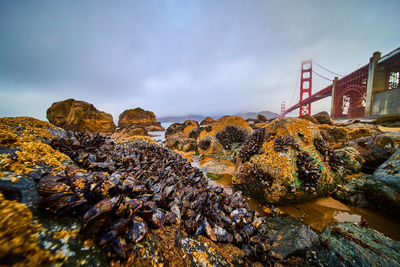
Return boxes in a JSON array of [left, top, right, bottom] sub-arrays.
[[0, 0, 399, 121]]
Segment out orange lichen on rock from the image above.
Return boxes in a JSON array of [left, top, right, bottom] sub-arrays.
[[0, 192, 60, 266], [182, 120, 199, 138], [233, 117, 341, 204], [0, 117, 70, 175], [53, 229, 79, 243], [200, 117, 215, 126], [197, 116, 253, 159], [118, 107, 164, 131]]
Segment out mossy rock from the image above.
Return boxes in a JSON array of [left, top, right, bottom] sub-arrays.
[[233, 117, 343, 205]]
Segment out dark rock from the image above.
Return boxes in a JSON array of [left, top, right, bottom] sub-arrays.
[[333, 152, 400, 215], [261, 215, 318, 259], [344, 132, 400, 173], [256, 114, 267, 122], [306, 222, 400, 266], [313, 111, 334, 125], [373, 114, 400, 127]]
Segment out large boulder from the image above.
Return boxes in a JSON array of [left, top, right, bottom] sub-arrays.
[[334, 150, 400, 215], [165, 120, 199, 152], [343, 132, 400, 173], [197, 116, 253, 160], [46, 99, 116, 134], [233, 117, 343, 205], [256, 114, 268, 122], [118, 107, 164, 131], [368, 150, 400, 214], [313, 111, 334, 125], [318, 123, 381, 148], [306, 222, 400, 266]]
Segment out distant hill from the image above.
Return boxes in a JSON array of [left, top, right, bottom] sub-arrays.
[[158, 110, 279, 123], [233, 110, 279, 120], [158, 114, 206, 123]]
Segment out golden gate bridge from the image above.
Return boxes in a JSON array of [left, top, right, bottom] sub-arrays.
[[282, 46, 400, 119]]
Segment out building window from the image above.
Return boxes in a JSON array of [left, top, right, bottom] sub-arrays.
[[388, 71, 400, 90]]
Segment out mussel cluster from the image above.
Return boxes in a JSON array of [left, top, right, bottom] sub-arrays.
[[295, 152, 321, 191], [216, 126, 247, 150], [198, 138, 211, 150], [41, 132, 276, 262], [314, 137, 343, 171], [274, 135, 298, 153], [237, 128, 266, 163], [188, 127, 204, 139]]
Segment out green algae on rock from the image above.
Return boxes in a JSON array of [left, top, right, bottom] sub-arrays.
[[233, 117, 344, 205]]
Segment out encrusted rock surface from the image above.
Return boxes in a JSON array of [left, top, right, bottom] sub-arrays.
[[2, 115, 400, 266], [118, 107, 164, 131], [46, 99, 116, 134], [233, 117, 343, 205], [165, 120, 200, 152], [197, 116, 253, 160]]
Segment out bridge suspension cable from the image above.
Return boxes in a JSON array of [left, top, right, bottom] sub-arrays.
[[312, 70, 333, 82], [312, 60, 344, 77]]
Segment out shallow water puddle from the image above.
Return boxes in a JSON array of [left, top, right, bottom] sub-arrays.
[[279, 197, 400, 240]]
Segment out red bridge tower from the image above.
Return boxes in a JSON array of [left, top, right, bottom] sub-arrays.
[[299, 60, 312, 116]]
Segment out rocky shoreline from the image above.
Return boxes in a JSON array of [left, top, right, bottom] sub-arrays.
[[1, 107, 400, 266]]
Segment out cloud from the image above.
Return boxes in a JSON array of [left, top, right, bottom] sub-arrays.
[[0, 0, 399, 120]]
